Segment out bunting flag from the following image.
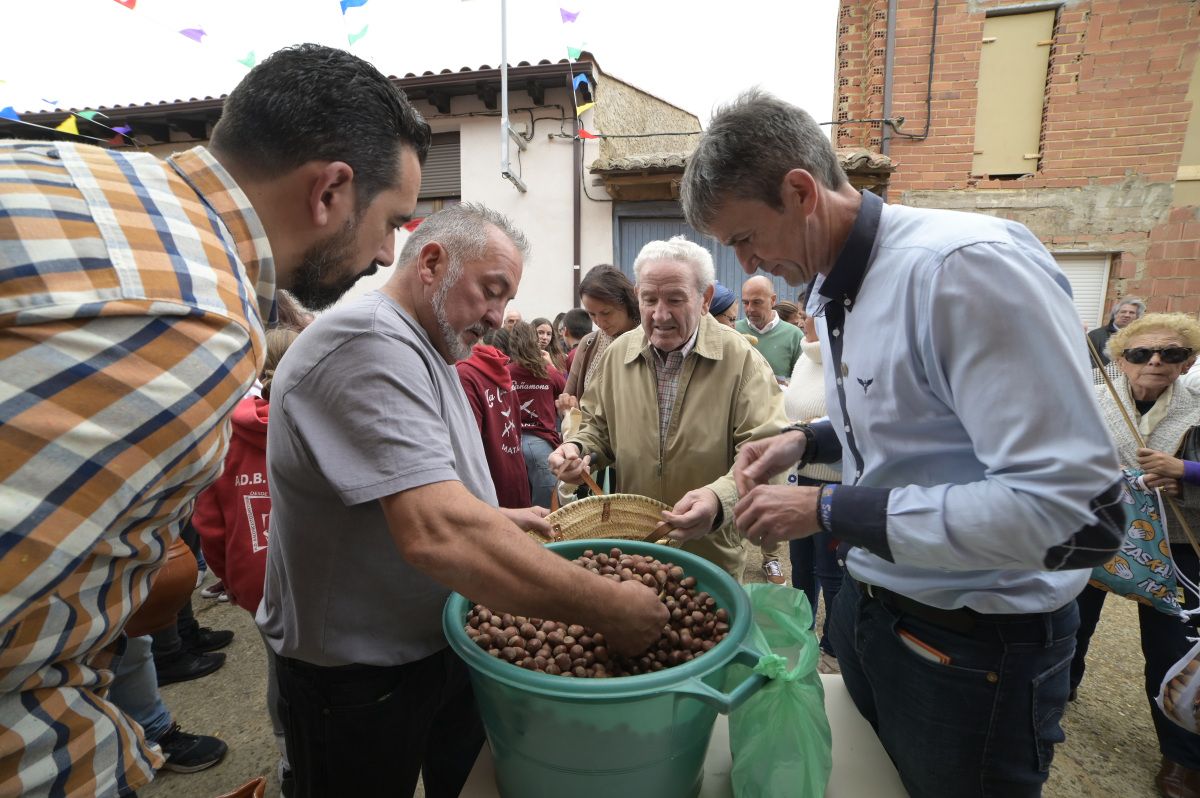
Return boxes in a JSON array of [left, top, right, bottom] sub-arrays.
[[0, 107, 19, 121], [348, 24, 368, 45], [179, 28, 207, 43], [560, 8, 579, 23], [78, 110, 103, 121], [113, 125, 132, 136], [577, 129, 598, 140], [572, 73, 589, 90], [42, 98, 58, 105], [111, 0, 136, 8], [55, 117, 79, 135], [575, 102, 594, 116], [238, 51, 257, 68], [403, 218, 425, 233], [566, 46, 583, 60], [106, 134, 124, 146], [341, 0, 368, 12]]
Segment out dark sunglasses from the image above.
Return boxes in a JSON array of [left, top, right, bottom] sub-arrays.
[[1122, 346, 1194, 364]]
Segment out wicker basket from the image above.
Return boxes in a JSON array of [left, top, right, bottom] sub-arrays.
[[537, 493, 677, 546]]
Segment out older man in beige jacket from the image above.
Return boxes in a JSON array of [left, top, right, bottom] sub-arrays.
[[548, 237, 788, 578]]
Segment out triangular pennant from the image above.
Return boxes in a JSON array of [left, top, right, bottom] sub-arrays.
[[560, 8, 580, 23], [348, 24, 368, 45], [341, 0, 368, 12], [107, 134, 124, 146], [238, 51, 257, 68], [572, 73, 589, 90], [0, 107, 20, 121], [112, 0, 135, 8], [403, 218, 425, 232], [79, 110, 103, 121], [575, 102, 594, 116], [113, 125, 132, 135], [567, 46, 583, 60], [578, 128, 598, 140], [55, 117, 79, 135], [179, 28, 206, 43]]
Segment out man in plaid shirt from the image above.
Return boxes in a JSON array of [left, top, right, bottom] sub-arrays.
[[0, 44, 429, 797]]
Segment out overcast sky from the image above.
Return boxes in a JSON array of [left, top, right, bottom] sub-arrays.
[[1, 0, 837, 127]]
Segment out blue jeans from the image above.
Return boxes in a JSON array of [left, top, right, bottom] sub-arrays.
[[1070, 545, 1200, 768], [788, 530, 843, 652], [110, 634, 173, 744], [521, 433, 556, 509], [830, 576, 1078, 797]]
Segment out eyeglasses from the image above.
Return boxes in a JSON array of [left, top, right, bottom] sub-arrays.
[[1122, 346, 1194, 364]]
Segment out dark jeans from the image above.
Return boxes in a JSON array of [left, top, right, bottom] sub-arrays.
[[830, 575, 1078, 798], [275, 647, 485, 798], [1071, 544, 1200, 768], [788, 530, 843, 653]]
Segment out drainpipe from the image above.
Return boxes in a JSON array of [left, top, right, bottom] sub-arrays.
[[881, 0, 898, 202], [573, 109, 582, 307]]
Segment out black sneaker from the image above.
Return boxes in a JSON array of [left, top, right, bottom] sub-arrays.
[[155, 651, 225, 687], [157, 723, 228, 773], [184, 627, 234, 654]]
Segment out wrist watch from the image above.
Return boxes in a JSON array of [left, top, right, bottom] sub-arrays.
[[780, 422, 816, 467]]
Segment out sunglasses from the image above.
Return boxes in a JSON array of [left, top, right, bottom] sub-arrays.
[[1122, 346, 1194, 364]]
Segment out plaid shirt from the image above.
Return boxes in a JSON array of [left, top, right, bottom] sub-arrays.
[[0, 142, 272, 797], [651, 328, 698, 445]]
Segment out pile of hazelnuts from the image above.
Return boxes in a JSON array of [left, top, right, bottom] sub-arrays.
[[464, 547, 731, 678]]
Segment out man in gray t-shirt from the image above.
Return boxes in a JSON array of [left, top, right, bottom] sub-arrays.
[[258, 204, 667, 798]]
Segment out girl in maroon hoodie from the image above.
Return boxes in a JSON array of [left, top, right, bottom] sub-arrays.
[[192, 326, 298, 778], [507, 322, 566, 508]]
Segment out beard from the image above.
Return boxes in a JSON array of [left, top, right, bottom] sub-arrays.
[[430, 258, 483, 362], [290, 219, 373, 311]]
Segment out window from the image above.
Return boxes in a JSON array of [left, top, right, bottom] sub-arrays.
[[1053, 253, 1111, 328], [971, 9, 1056, 177]]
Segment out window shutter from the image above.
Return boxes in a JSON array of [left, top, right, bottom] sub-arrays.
[[1053, 253, 1111, 328], [419, 132, 460, 199]]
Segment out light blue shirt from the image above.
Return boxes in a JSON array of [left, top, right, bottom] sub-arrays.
[[806, 191, 1125, 614]]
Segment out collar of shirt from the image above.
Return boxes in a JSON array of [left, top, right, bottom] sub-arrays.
[[812, 189, 884, 314], [167, 146, 277, 325], [746, 312, 780, 335]]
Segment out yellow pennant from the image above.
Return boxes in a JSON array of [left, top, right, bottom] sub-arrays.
[[576, 102, 594, 116], [55, 116, 79, 135]]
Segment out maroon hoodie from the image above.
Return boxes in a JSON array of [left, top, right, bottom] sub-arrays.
[[192, 396, 271, 613], [456, 345, 532, 509], [508, 362, 566, 448]]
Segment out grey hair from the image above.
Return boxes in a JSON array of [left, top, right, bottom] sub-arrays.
[[398, 201, 530, 269], [681, 88, 848, 232], [632, 236, 715, 295], [1109, 295, 1146, 320]]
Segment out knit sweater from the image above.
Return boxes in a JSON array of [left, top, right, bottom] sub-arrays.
[[784, 339, 841, 483], [736, 317, 803, 378]]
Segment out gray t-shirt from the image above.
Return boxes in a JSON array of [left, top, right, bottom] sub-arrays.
[[257, 291, 497, 667]]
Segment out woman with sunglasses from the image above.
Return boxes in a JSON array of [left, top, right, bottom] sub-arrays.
[[1071, 312, 1200, 797]]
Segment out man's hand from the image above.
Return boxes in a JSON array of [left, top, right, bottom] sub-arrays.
[[734, 485, 821, 548], [662, 488, 721, 543], [1138, 447, 1186, 480], [499, 506, 554, 539], [602, 580, 670, 656], [734, 429, 808, 497], [548, 443, 590, 485], [555, 392, 578, 417]]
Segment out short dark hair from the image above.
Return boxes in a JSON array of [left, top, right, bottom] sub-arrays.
[[579, 264, 640, 323], [563, 308, 593, 339], [681, 88, 847, 232], [210, 44, 431, 208]]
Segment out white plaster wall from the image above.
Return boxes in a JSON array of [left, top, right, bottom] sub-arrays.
[[340, 85, 613, 321]]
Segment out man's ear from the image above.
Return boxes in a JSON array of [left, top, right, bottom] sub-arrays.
[[414, 241, 449, 287], [780, 168, 819, 217], [307, 161, 356, 229], [701, 283, 715, 314]]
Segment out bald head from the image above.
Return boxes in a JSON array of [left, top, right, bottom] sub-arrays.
[[741, 276, 778, 328]]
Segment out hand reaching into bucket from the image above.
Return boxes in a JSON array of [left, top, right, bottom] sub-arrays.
[[603, 580, 670, 656]]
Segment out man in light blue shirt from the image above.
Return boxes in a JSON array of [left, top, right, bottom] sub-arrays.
[[676, 89, 1126, 798]]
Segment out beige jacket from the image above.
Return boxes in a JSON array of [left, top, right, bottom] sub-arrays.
[[568, 314, 789, 577]]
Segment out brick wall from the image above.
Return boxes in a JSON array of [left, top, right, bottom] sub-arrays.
[[835, 0, 1200, 315]]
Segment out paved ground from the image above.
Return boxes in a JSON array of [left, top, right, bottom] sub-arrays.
[[143, 554, 1162, 798]]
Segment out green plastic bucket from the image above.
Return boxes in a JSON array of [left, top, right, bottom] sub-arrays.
[[443, 538, 768, 798]]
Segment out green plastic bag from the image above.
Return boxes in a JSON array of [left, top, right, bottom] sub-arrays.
[[725, 583, 833, 798]]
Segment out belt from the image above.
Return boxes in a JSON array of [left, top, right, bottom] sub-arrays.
[[861, 582, 1037, 636]]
